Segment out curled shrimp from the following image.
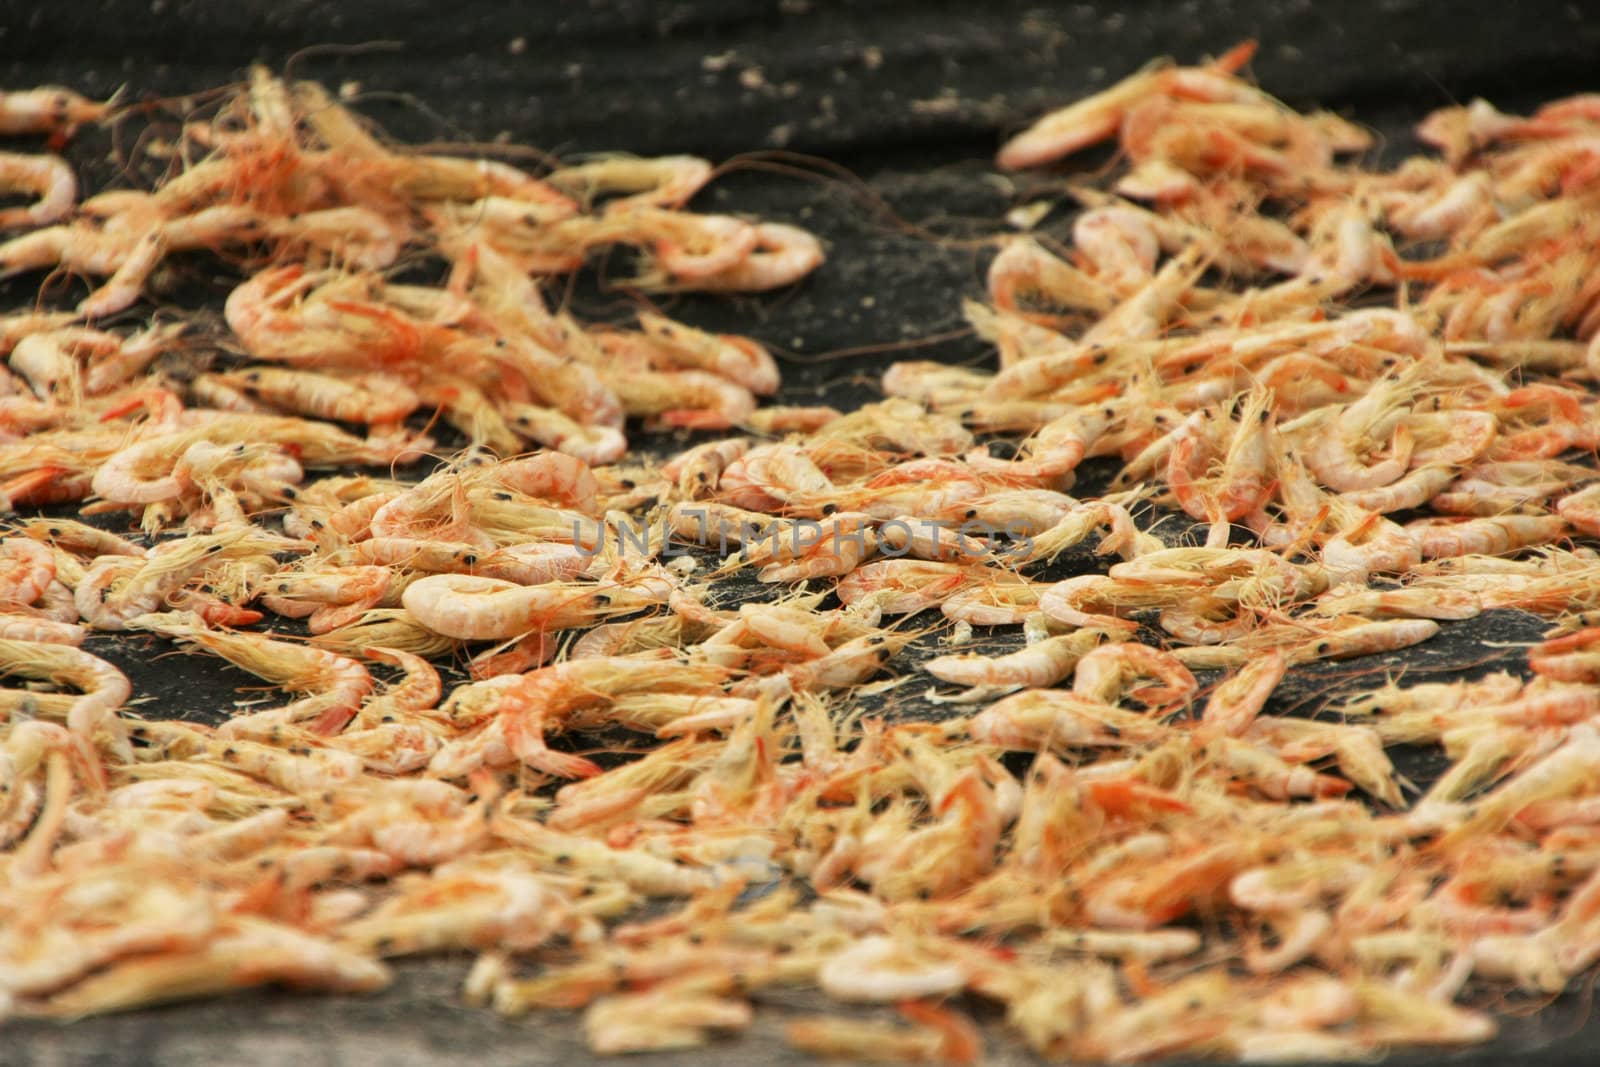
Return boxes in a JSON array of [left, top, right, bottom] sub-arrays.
[[691, 222, 824, 292], [637, 312, 779, 396], [1072, 642, 1198, 712], [0, 637, 130, 765], [0, 152, 77, 230]]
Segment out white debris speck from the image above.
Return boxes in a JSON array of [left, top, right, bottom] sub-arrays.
[[739, 66, 767, 91], [338, 80, 362, 100], [768, 123, 794, 147], [910, 95, 962, 116], [508, 37, 527, 55], [861, 46, 884, 71], [1005, 201, 1054, 231], [702, 51, 735, 73]]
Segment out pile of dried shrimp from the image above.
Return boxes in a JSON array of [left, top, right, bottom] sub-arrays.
[[6, 44, 1600, 1062]]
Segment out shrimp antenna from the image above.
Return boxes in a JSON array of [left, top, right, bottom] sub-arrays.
[[282, 40, 406, 85]]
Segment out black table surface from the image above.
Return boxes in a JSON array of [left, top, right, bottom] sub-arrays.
[[6, 1, 1600, 1063]]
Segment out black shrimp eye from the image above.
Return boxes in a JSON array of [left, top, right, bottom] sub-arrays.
[[821, 503, 838, 515]]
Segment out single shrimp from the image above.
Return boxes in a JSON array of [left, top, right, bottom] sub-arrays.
[[784, 1002, 981, 1065], [625, 210, 761, 283], [256, 565, 393, 634], [485, 653, 698, 778], [0, 637, 130, 765], [1037, 574, 1145, 636], [213, 367, 419, 425], [969, 689, 1165, 750], [1287, 618, 1440, 664], [1072, 642, 1198, 712], [1321, 510, 1423, 584], [692, 222, 824, 292], [637, 312, 779, 396], [835, 560, 973, 616], [925, 631, 1105, 690], [1340, 465, 1456, 514], [488, 451, 601, 515], [0, 536, 55, 606], [138, 614, 373, 737], [1303, 373, 1417, 491], [1309, 584, 1482, 621], [1405, 514, 1569, 560], [89, 430, 197, 505], [583, 979, 754, 1055], [1199, 649, 1288, 737], [1074, 205, 1161, 288], [1557, 482, 1600, 537], [817, 935, 969, 1003], [1214, 388, 1278, 520], [0, 151, 77, 230], [402, 574, 618, 641], [503, 403, 628, 465], [609, 368, 757, 430], [939, 576, 1048, 626], [986, 239, 1116, 328], [546, 154, 714, 211], [0, 86, 109, 135], [79, 226, 168, 319], [0, 615, 87, 645]]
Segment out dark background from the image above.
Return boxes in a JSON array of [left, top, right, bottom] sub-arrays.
[[6, 1, 1600, 1063]]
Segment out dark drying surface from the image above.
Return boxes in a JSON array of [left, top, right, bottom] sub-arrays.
[[7, 1, 1600, 1064]]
